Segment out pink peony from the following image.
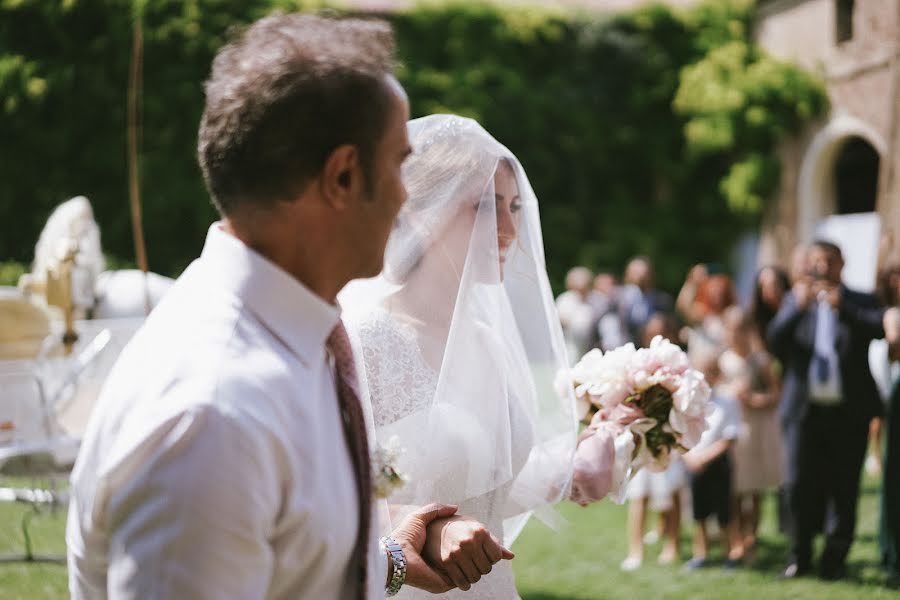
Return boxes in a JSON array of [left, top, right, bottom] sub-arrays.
[[563, 333, 713, 503]]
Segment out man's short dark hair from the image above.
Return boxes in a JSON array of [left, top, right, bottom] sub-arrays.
[[810, 239, 844, 261], [198, 13, 397, 215]]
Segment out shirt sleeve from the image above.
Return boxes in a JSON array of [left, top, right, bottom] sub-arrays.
[[103, 397, 282, 599]]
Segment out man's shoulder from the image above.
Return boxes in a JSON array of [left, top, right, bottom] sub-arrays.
[[102, 298, 302, 426]]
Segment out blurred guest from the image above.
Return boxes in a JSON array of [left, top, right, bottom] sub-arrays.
[[592, 271, 618, 300], [557, 266, 596, 362], [622, 460, 686, 571], [789, 244, 808, 284], [769, 240, 885, 581], [749, 265, 793, 535], [682, 273, 737, 361], [866, 264, 900, 477], [618, 256, 673, 346], [871, 307, 900, 579], [620, 313, 686, 571], [682, 352, 742, 570], [750, 266, 791, 352], [590, 271, 627, 351], [876, 263, 900, 308], [719, 306, 782, 563], [676, 263, 709, 323]]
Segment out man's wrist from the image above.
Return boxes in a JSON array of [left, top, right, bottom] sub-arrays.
[[384, 545, 394, 588], [380, 536, 407, 596]]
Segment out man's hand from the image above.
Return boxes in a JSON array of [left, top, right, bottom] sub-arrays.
[[422, 516, 514, 591], [390, 504, 459, 594], [687, 263, 708, 286], [793, 279, 812, 310], [824, 284, 841, 309]]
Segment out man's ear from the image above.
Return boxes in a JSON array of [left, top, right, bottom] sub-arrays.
[[321, 144, 361, 208]]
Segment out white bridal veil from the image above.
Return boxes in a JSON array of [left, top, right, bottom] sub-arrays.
[[342, 115, 577, 545]]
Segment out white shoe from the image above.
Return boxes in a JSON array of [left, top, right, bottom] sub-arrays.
[[620, 557, 642, 571]]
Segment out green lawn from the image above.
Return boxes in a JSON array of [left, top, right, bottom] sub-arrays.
[[0, 476, 896, 599]]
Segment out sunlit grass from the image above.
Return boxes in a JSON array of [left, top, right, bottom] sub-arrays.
[[0, 475, 895, 599]]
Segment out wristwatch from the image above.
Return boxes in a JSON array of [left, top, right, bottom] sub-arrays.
[[380, 536, 407, 596]]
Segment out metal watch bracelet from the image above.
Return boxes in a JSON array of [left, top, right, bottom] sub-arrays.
[[380, 536, 407, 596]]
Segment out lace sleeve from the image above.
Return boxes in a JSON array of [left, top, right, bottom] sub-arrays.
[[351, 310, 438, 428]]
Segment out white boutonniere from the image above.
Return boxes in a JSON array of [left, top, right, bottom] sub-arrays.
[[372, 436, 408, 499]]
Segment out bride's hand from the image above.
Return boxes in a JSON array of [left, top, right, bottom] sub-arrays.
[[422, 515, 514, 591]]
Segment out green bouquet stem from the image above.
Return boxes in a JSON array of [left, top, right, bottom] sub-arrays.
[[626, 384, 676, 460]]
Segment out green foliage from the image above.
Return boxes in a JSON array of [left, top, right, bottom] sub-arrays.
[[674, 28, 828, 216], [0, 0, 826, 293], [0, 260, 27, 286]]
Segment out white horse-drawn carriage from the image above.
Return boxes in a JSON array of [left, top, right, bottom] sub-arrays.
[[0, 196, 172, 561]]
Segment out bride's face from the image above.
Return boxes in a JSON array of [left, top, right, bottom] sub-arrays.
[[425, 159, 521, 282], [493, 161, 521, 276]]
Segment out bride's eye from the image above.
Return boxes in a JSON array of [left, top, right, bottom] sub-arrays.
[[510, 200, 522, 214]]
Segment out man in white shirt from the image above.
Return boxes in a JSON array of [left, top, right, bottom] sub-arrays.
[[67, 14, 505, 599]]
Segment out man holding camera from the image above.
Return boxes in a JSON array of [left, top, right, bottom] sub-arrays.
[[768, 240, 885, 581]]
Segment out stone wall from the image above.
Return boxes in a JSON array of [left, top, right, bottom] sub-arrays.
[[756, 0, 900, 270]]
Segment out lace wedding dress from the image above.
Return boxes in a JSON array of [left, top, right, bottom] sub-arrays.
[[350, 308, 531, 600]]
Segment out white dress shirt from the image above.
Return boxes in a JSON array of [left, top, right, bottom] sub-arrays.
[[67, 224, 385, 600], [809, 294, 842, 405]]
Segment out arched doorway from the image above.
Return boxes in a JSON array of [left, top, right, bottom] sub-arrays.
[[797, 115, 886, 242], [833, 136, 879, 214]]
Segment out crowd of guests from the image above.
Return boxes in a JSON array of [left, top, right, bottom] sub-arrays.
[[557, 244, 900, 583]]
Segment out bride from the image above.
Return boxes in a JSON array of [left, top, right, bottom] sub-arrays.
[[342, 115, 614, 598]]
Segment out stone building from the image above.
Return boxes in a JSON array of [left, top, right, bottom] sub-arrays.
[[755, 0, 900, 279]]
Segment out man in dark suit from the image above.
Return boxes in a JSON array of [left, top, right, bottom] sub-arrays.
[[768, 240, 884, 580]]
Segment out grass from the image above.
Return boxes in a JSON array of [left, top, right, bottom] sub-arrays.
[[0, 476, 68, 600], [513, 476, 898, 599], [0, 475, 896, 599]]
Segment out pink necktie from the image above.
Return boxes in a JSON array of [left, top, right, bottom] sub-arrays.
[[327, 320, 372, 599]]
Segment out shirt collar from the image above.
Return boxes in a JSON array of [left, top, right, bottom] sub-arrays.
[[199, 223, 340, 365]]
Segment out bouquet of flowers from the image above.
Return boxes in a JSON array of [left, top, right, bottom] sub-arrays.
[[559, 335, 712, 501]]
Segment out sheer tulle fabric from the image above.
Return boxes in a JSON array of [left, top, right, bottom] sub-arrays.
[[342, 115, 577, 550]]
